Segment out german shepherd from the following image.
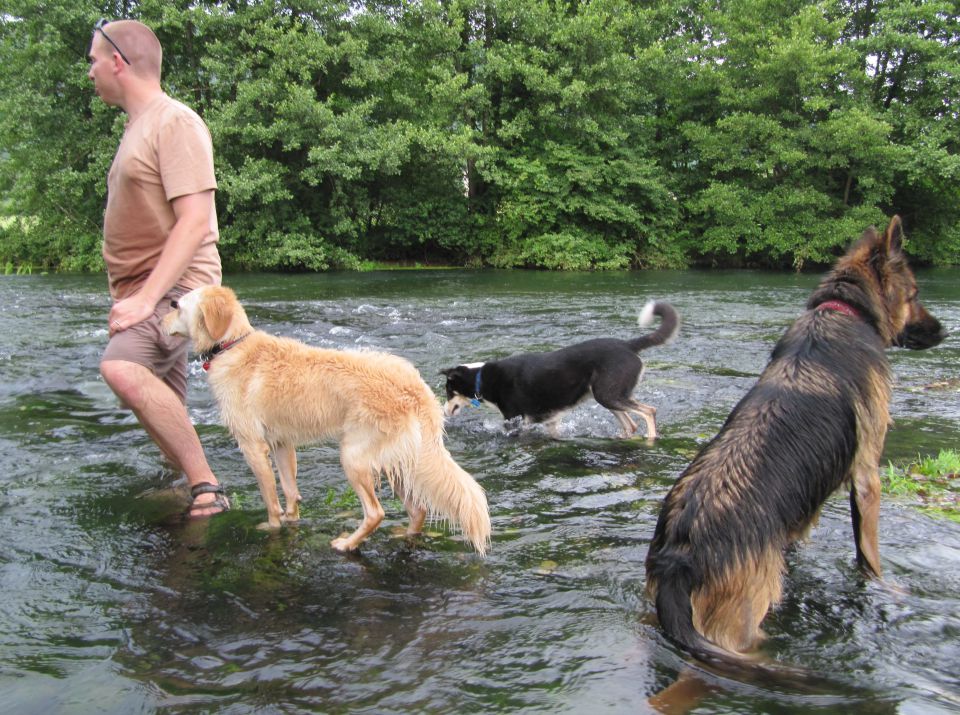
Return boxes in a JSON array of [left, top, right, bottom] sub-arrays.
[[162, 286, 491, 555], [645, 216, 945, 670]]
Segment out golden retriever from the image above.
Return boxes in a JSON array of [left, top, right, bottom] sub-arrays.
[[162, 285, 491, 554]]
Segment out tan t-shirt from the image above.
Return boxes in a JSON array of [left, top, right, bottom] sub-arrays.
[[103, 93, 221, 300]]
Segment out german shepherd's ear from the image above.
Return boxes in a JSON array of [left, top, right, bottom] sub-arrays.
[[867, 215, 905, 274], [199, 288, 234, 342], [883, 215, 905, 255]]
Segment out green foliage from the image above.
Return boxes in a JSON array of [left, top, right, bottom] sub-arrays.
[[0, 2, 115, 271], [490, 229, 634, 270], [915, 450, 960, 479], [323, 486, 361, 511], [882, 450, 960, 522], [1, 0, 958, 271]]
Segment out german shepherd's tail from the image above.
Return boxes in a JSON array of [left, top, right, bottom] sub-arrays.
[[630, 301, 680, 353], [652, 563, 837, 690], [653, 564, 751, 672], [410, 435, 491, 556]]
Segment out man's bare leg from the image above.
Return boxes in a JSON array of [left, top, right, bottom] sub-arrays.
[[101, 359, 225, 515]]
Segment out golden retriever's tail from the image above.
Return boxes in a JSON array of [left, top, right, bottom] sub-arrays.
[[410, 438, 491, 556]]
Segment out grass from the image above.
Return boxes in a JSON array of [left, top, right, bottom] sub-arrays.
[[3, 262, 33, 275], [322, 485, 403, 513], [357, 260, 459, 272], [882, 449, 960, 522]]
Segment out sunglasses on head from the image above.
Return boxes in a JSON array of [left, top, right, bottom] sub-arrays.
[[94, 19, 131, 65]]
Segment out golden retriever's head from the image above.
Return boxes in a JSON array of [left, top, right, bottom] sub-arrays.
[[161, 285, 251, 352]]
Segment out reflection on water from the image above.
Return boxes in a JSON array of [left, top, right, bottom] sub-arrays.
[[0, 270, 958, 713]]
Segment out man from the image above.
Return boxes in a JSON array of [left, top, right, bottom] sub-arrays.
[[88, 19, 228, 517]]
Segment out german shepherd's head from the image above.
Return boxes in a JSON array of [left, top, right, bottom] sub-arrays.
[[808, 215, 947, 350]]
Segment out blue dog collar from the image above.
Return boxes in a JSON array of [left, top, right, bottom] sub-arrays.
[[470, 371, 483, 407]]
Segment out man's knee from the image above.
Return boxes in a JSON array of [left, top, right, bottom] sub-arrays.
[[101, 359, 149, 405]]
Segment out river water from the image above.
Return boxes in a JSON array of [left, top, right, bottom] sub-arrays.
[[1, 269, 958, 714]]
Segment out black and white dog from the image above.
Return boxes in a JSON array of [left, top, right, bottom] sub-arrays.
[[441, 301, 679, 438]]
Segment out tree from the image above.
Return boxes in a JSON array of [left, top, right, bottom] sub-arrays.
[[843, 0, 960, 263], [1, 0, 957, 271], [458, 0, 681, 269], [674, 0, 896, 267], [0, 2, 116, 270]]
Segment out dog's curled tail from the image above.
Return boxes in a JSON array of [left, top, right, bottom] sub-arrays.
[[630, 301, 680, 353], [412, 438, 492, 556]]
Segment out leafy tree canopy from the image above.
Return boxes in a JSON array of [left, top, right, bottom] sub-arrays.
[[1, 0, 958, 272]]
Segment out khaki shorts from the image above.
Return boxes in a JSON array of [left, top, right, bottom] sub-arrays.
[[101, 288, 190, 404]]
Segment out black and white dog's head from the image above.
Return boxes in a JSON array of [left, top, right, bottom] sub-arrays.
[[440, 362, 485, 417]]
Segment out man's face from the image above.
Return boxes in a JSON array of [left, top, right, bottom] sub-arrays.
[[87, 34, 120, 106]]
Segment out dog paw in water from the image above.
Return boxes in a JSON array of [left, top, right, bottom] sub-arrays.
[[330, 535, 355, 552]]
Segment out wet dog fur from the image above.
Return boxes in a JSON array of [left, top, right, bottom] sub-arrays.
[[645, 216, 946, 671], [441, 301, 680, 438], [162, 285, 491, 555]]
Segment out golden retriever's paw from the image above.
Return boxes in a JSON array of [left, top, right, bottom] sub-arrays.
[[330, 535, 357, 552], [256, 520, 283, 531]]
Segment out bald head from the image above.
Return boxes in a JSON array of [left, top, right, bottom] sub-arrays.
[[98, 20, 162, 80]]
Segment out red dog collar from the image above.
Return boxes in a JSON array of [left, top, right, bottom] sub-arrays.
[[815, 300, 862, 320], [200, 334, 250, 371]]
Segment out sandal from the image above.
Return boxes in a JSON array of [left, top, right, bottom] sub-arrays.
[[186, 482, 230, 519]]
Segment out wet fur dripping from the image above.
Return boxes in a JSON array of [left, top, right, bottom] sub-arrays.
[[644, 216, 946, 667], [162, 285, 491, 555]]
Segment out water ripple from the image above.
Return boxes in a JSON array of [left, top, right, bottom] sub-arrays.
[[0, 271, 958, 713]]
